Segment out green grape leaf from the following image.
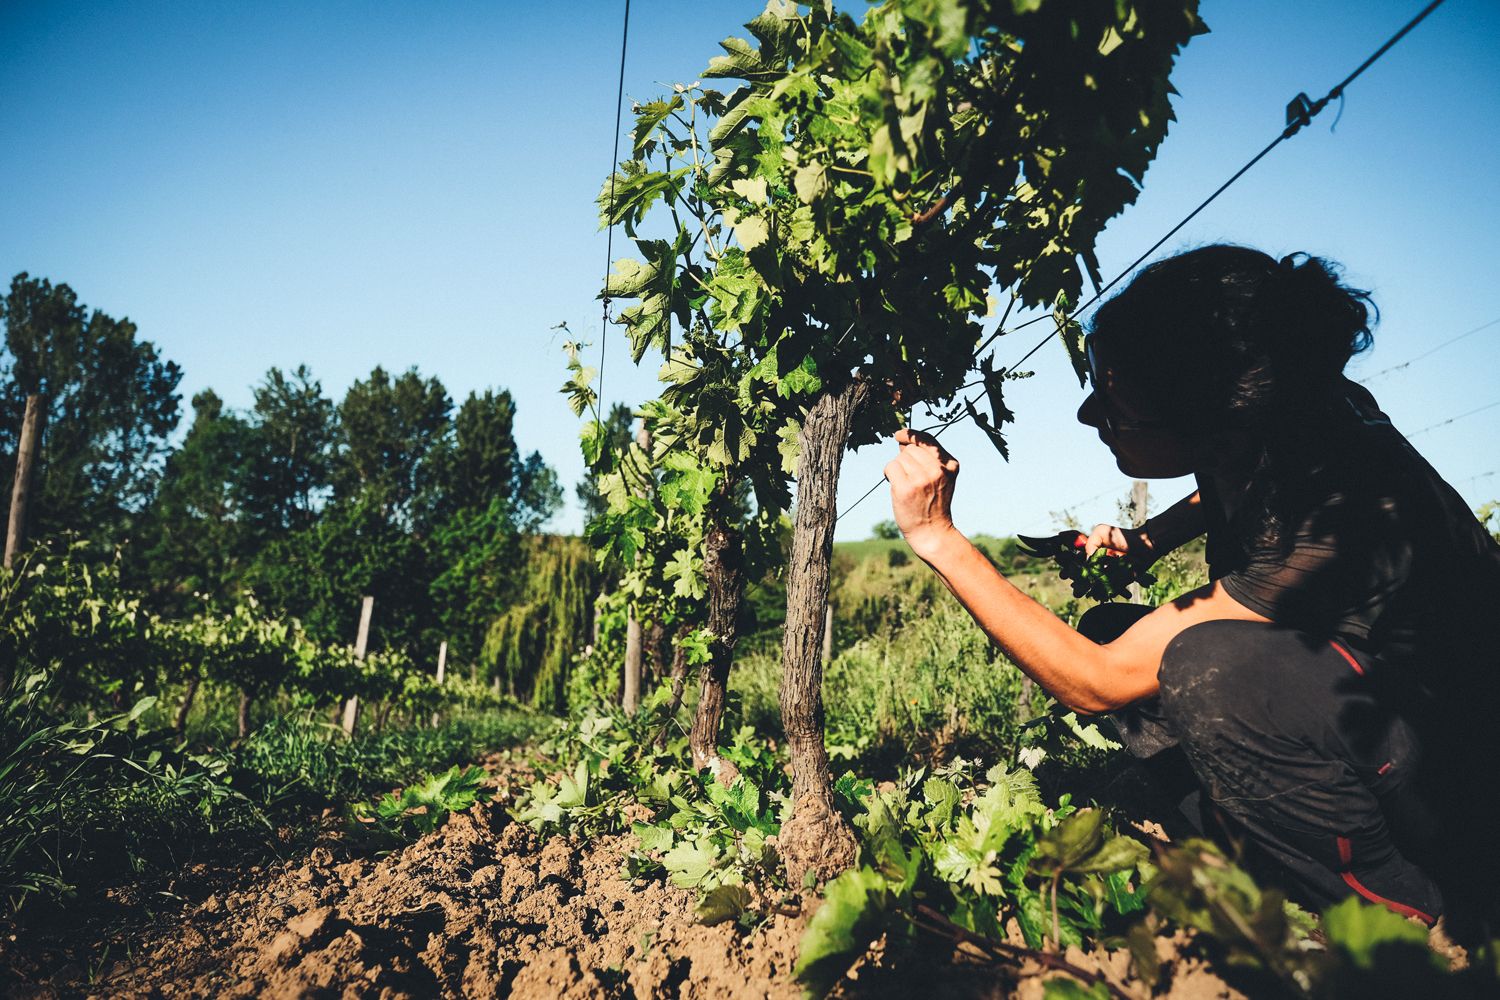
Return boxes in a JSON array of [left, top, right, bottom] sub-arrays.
[[793, 867, 893, 995], [1062, 712, 1123, 752], [1033, 809, 1109, 873], [662, 838, 723, 889], [632, 821, 675, 855], [580, 420, 607, 466], [776, 355, 821, 398], [632, 95, 685, 157], [1069, 832, 1149, 876], [1054, 289, 1089, 389], [921, 777, 960, 830], [1321, 895, 1437, 971], [696, 883, 754, 926]]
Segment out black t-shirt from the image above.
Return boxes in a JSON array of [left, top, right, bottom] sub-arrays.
[[1199, 378, 1500, 713]]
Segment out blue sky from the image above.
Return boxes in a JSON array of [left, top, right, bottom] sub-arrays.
[[2, 0, 1497, 539]]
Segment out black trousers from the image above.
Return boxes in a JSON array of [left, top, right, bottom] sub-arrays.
[[1079, 604, 1459, 925]]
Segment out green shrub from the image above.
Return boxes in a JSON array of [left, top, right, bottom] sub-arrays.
[[735, 593, 1024, 764]]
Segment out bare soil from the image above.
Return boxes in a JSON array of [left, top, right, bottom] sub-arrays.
[[1, 756, 1240, 1000]]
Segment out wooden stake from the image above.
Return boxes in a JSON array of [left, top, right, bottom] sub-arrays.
[[821, 605, 834, 665], [622, 423, 652, 715], [1127, 480, 1149, 603], [623, 616, 643, 713], [5, 394, 44, 571], [1129, 480, 1149, 528], [431, 640, 447, 728], [689, 499, 744, 771], [341, 595, 374, 736]]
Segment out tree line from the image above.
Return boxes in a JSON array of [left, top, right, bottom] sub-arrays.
[[1, 272, 596, 707]]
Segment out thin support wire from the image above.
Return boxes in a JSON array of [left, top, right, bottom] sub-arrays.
[[835, 0, 1450, 527], [597, 0, 632, 427], [1407, 399, 1500, 439], [1359, 315, 1500, 384], [975, 0, 1448, 371]]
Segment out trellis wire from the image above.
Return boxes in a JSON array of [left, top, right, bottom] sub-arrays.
[[836, 0, 1450, 524]]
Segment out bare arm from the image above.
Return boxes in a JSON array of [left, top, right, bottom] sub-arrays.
[[885, 432, 1265, 714], [912, 528, 1266, 712]]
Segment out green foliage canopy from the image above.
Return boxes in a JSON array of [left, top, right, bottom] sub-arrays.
[[596, 0, 1205, 475]]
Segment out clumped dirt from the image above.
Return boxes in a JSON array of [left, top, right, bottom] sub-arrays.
[[1, 757, 1240, 1000], [87, 815, 808, 1000], [2, 752, 809, 1000]]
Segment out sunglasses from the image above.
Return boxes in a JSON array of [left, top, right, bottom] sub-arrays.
[[1084, 337, 1171, 436]]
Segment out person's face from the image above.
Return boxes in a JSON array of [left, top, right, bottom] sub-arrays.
[[1076, 335, 1199, 479]]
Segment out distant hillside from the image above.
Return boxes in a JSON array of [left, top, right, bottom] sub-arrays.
[[834, 534, 1043, 575]]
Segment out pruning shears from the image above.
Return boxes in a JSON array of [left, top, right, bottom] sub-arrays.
[[1015, 530, 1155, 603]]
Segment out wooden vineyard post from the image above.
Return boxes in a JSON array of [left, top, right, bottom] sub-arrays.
[[623, 617, 643, 714], [777, 379, 869, 885], [341, 596, 374, 736], [237, 690, 254, 739], [1, 394, 44, 693], [592, 589, 602, 646], [821, 605, 833, 666], [1127, 481, 1149, 603], [622, 424, 652, 715], [175, 677, 200, 734], [4, 394, 44, 571], [645, 622, 667, 684], [431, 640, 447, 728]]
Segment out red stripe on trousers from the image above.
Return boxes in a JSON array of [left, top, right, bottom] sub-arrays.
[[1334, 835, 1435, 926], [1330, 640, 1365, 676]]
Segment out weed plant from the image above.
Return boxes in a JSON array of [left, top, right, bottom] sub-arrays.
[[0, 673, 255, 911], [234, 709, 545, 813], [348, 764, 488, 852], [1, 668, 542, 914]]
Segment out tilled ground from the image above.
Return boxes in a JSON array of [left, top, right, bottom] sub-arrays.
[[1, 758, 1241, 999], [94, 816, 807, 999]]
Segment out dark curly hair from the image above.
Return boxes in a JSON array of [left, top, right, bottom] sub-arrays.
[[1088, 244, 1377, 547]]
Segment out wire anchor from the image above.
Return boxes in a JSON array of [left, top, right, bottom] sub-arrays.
[[1283, 92, 1318, 136]]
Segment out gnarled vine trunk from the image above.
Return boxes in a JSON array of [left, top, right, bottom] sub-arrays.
[[237, 690, 252, 739], [175, 676, 200, 734], [690, 492, 744, 778], [778, 378, 869, 885], [656, 624, 693, 749], [646, 621, 668, 684]]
